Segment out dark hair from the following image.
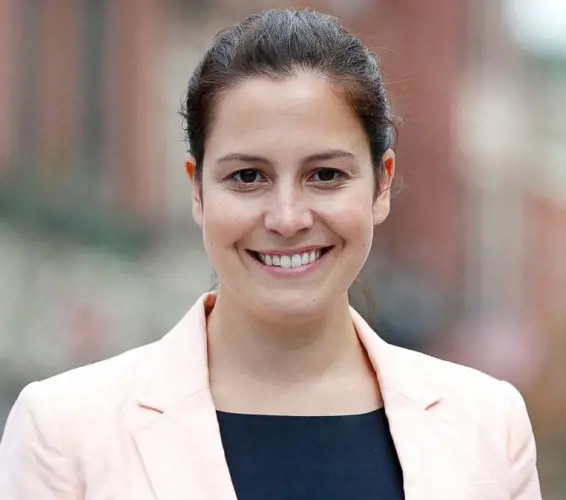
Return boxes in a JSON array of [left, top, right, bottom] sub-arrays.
[[181, 8, 396, 191]]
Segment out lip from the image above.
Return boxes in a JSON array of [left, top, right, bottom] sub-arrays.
[[246, 247, 333, 277]]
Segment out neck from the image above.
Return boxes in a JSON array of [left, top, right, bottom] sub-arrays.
[[206, 287, 362, 385]]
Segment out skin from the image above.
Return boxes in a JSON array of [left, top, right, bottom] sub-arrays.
[[189, 71, 395, 415]]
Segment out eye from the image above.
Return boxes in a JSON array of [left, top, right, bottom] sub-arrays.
[[310, 168, 344, 184], [232, 169, 265, 184]]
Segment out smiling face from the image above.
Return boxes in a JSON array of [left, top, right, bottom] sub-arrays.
[[192, 72, 394, 320]]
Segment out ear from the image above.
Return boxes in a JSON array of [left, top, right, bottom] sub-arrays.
[[373, 149, 396, 226], [185, 154, 203, 227], [185, 157, 195, 180]]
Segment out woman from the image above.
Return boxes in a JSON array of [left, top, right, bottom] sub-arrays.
[[0, 8, 541, 500]]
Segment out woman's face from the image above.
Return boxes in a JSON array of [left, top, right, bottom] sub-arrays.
[[192, 72, 394, 320]]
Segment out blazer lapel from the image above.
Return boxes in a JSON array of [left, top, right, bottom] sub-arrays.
[[133, 390, 236, 500], [352, 308, 473, 499], [132, 295, 474, 500], [379, 390, 474, 499], [132, 294, 237, 500]]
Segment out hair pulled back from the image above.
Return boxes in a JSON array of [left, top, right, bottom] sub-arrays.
[[181, 8, 396, 188]]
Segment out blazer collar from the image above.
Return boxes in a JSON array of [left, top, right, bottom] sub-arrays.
[[137, 293, 214, 412], [133, 293, 458, 500], [349, 306, 440, 410], [134, 294, 238, 500], [138, 292, 441, 413]]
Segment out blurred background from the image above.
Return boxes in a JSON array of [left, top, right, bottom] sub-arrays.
[[0, 0, 565, 496]]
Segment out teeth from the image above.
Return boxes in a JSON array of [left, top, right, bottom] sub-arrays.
[[291, 255, 302, 268], [257, 250, 323, 268]]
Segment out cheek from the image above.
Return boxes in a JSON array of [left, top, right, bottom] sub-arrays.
[[201, 191, 257, 251], [324, 192, 375, 244]]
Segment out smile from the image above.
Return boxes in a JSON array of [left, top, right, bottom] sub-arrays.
[[249, 247, 332, 270]]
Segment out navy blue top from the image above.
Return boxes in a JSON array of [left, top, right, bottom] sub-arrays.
[[217, 408, 405, 499]]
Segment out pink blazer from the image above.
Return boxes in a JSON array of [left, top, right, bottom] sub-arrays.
[[0, 293, 541, 499]]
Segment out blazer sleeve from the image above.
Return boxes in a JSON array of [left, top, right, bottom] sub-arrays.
[[502, 381, 542, 499], [0, 382, 80, 499]]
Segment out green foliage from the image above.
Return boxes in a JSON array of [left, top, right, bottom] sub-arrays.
[[0, 169, 153, 257]]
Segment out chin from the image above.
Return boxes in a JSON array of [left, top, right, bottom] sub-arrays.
[[252, 290, 337, 322]]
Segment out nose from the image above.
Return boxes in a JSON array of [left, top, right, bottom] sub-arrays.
[[264, 184, 314, 238]]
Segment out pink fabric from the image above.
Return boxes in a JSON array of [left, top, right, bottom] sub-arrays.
[[0, 293, 541, 499]]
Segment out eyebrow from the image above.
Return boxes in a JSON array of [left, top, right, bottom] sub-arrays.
[[216, 149, 356, 166]]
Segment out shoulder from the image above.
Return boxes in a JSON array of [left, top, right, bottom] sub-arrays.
[[390, 345, 536, 460], [39, 339, 159, 395], [8, 295, 210, 434], [394, 346, 540, 494], [0, 339, 165, 491], [391, 343, 521, 404], [389, 346, 541, 495], [11, 339, 163, 432], [386, 343, 534, 446]]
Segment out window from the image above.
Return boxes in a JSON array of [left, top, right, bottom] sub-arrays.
[[0, 0, 152, 254]]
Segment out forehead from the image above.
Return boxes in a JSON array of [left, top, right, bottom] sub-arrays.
[[205, 72, 369, 162]]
